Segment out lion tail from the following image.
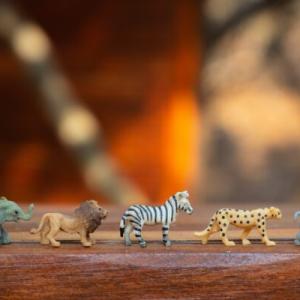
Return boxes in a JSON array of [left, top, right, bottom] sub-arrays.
[[30, 214, 49, 234]]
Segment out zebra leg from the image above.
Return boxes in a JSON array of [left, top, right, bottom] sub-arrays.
[[133, 224, 146, 248], [162, 224, 171, 246], [124, 223, 133, 246]]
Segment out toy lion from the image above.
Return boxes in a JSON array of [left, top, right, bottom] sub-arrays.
[[30, 200, 108, 247]]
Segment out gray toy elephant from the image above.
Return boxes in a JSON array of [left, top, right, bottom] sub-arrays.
[[295, 211, 300, 246], [0, 196, 34, 244]]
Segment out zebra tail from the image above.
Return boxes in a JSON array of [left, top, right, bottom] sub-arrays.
[[194, 212, 217, 237], [119, 214, 127, 237]]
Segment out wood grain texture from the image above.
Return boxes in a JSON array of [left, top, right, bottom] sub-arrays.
[[1, 203, 300, 299]]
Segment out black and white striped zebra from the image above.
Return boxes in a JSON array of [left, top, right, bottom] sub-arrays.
[[119, 191, 193, 247]]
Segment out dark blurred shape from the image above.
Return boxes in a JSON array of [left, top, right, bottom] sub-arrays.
[[200, 0, 300, 203]]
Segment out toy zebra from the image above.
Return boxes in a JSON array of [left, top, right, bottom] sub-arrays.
[[119, 191, 193, 247]]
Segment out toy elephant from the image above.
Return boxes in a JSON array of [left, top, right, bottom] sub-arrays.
[[0, 196, 34, 244], [294, 211, 300, 245]]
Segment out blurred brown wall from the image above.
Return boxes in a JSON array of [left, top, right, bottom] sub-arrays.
[[0, 1, 201, 203]]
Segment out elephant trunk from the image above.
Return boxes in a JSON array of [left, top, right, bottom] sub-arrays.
[[18, 204, 34, 221], [294, 211, 300, 220]]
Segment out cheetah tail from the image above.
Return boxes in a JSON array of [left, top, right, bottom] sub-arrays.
[[194, 212, 217, 237], [194, 230, 208, 237]]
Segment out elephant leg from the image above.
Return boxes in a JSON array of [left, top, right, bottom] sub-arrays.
[[40, 225, 50, 245], [2, 230, 10, 244], [0, 226, 10, 244], [295, 232, 300, 245], [0, 225, 4, 244]]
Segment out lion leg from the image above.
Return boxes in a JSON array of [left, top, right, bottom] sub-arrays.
[[80, 230, 92, 247], [241, 227, 252, 246], [40, 225, 50, 245], [124, 223, 133, 246], [86, 232, 96, 245], [47, 222, 61, 247], [47, 227, 60, 247]]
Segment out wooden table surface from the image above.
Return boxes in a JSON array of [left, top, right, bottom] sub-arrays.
[[1, 203, 300, 299]]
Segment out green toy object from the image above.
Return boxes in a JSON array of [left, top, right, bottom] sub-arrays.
[[0, 197, 34, 244], [295, 211, 300, 245]]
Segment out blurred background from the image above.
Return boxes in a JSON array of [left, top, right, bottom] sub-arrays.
[[0, 0, 300, 205]]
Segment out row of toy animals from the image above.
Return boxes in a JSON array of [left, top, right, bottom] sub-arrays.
[[0, 192, 300, 247]]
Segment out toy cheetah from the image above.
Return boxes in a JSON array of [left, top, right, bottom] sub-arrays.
[[194, 206, 282, 246]]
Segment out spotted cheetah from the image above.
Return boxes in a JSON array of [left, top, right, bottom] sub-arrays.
[[194, 207, 282, 246]]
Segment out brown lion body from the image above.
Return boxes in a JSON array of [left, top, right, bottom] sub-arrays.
[[30, 200, 108, 247]]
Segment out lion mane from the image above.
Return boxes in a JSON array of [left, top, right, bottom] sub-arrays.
[[75, 200, 108, 233]]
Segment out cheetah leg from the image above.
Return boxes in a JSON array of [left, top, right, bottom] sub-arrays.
[[241, 228, 252, 246], [162, 224, 171, 246], [124, 223, 133, 246], [200, 235, 209, 244], [201, 224, 219, 244], [219, 220, 235, 246], [257, 222, 275, 246]]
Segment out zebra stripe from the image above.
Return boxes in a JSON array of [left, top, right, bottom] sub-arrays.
[[158, 206, 163, 223], [166, 201, 172, 223], [163, 205, 168, 225], [169, 200, 175, 222], [148, 206, 155, 223], [154, 206, 159, 223], [139, 205, 149, 221], [128, 207, 142, 219], [172, 195, 178, 212]]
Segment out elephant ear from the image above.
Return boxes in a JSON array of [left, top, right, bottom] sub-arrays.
[[0, 199, 9, 223], [0, 198, 10, 209]]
